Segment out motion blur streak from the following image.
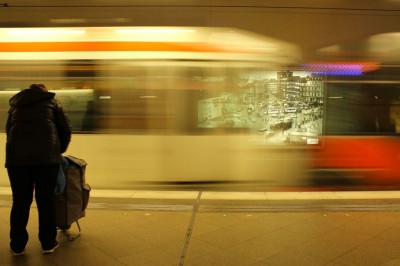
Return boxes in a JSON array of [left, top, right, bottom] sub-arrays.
[[0, 26, 400, 191], [0, 26, 307, 191]]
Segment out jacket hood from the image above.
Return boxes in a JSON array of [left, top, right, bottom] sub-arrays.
[[9, 89, 56, 108]]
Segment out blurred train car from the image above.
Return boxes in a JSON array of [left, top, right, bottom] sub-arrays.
[[1, 26, 400, 191], [305, 33, 400, 189], [0, 26, 311, 190]]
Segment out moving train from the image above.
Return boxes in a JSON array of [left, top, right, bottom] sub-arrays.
[[0, 26, 399, 190]]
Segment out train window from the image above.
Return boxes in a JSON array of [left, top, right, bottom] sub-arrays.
[[325, 82, 400, 136], [0, 61, 327, 147], [0, 61, 98, 132]]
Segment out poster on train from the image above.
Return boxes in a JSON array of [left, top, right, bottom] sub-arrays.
[[197, 71, 324, 146]]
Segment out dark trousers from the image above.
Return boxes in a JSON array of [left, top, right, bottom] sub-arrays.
[[7, 165, 58, 251]]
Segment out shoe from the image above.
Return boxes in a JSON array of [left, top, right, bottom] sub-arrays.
[[10, 248, 25, 256], [42, 242, 59, 254]]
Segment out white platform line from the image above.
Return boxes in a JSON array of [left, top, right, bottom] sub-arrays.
[[1, 187, 400, 200]]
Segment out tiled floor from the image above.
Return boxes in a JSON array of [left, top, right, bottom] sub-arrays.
[[1, 189, 400, 265]]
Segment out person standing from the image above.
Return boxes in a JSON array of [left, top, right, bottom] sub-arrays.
[[5, 84, 72, 255]]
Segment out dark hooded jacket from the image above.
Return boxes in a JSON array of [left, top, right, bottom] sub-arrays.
[[5, 88, 72, 167]]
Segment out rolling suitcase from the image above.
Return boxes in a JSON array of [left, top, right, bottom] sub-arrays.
[[54, 155, 91, 240]]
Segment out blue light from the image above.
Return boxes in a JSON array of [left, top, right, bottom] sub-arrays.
[[303, 63, 364, 76]]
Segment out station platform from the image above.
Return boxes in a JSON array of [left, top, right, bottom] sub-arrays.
[[2, 188, 400, 265]]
